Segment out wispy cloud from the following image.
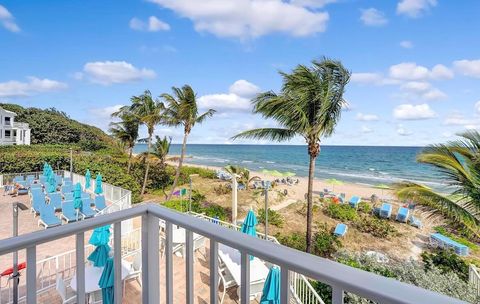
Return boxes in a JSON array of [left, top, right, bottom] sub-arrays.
[[393, 103, 437, 120], [0, 5, 20, 32], [397, 0, 437, 18], [360, 8, 388, 26], [130, 16, 170, 32], [0, 77, 67, 97], [80, 61, 156, 85]]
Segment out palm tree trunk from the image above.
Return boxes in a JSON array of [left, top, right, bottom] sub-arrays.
[[141, 135, 152, 195], [168, 132, 188, 200], [127, 147, 133, 173], [305, 153, 316, 253]]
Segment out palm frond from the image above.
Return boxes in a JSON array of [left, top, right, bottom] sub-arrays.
[[231, 128, 297, 142]]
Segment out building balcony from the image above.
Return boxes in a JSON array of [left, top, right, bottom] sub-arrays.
[[0, 201, 464, 304], [12, 122, 29, 130]]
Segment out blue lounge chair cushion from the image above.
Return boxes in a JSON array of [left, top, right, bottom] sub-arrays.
[[396, 207, 409, 222], [61, 185, 73, 193], [39, 203, 61, 228], [64, 192, 74, 201], [94, 195, 107, 211], [380, 203, 392, 218], [334, 223, 348, 237], [431, 233, 469, 256], [62, 200, 81, 222], [349, 196, 361, 208], [80, 198, 97, 218], [48, 192, 62, 211], [14, 176, 24, 182], [30, 183, 42, 190]]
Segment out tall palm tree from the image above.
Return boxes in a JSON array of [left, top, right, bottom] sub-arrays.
[[109, 112, 139, 173], [162, 85, 216, 200], [119, 90, 165, 195], [138, 135, 172, 167], [224, 164, 260, 187], [232, 58, 350, 252], [394, 131, 480, 237]]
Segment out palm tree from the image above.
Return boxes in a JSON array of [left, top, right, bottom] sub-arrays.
[[232, 58, 350, 252], [139, 136, 172, 167], [109, 112, 139, 173], [394, 131, 480, 237], [162, 85, 216, 200], [119, 90, 165, 195], [224, 165, 260, 187]]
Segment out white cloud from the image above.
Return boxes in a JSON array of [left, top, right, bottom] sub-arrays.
[[82, 61, 156, 85], [130, 16, 170, 32], [0, 5, 20, 32], [148, 0, 329, 40], [356, 113, 379, 121], [443, 113, 475, 126], [361, 126, 373, 134], [397, 124, 413, 136], [475, 100, 480, 115], [290, 0, 338, 8], [399, 40, 413, 49], [399, 81, 447, 101], [198, 80, 261, 112], [389, 62, 453, 81], [453, 59, 480, 78], [350, 73, 387, 85], [360, 8, 388, 26], [0, 77, 67, 97], [397, 0, 437, 18], [228, 80, 261, 98], [89, 105, 124, 120], [393, 103, 436, 120]]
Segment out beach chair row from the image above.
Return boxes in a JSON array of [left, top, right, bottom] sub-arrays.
[[29, 190, 107, 229], [430, 233, 469, 256]]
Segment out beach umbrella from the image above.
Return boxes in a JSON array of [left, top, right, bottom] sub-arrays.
[[47, 175, 56, 193], [85, 169, 91, 190], [73, 183, 83, 220], [326, 178, 344, 192], [374, 184, 391, 198], [260, 266, 281, 304], [269, 170, 283, 177], [241, 209, 258, 260], [88, 225, 111, 267], [98, 258, 115, 304], [94, 174, 103, 195], [282, 171, 296, 177]]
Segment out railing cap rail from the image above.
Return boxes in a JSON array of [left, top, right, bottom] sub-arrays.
[[0, 203, 467, 304]]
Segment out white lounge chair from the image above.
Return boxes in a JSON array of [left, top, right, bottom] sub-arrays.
[[56, 277, 76, 304]]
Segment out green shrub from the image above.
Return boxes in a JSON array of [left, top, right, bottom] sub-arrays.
[[325, 203, 358, 221], [203, 204, 228, 221], [422, 249, 469, 281], [214, 184, 231, 195], [258, 208, 285, 228], [357, 202, 372, 214], [354, 215, 398, 239], [276, 232, 306, 252], [312, 223, 342, 258]]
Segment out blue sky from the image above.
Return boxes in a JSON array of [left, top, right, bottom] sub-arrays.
[[1, 0, 479, 146]]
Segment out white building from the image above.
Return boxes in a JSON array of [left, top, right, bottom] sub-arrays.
[[0, 106, 31, 145]]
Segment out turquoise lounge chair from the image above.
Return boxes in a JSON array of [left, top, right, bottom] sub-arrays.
[[38, 202, 61, 228], [94, 195, 107, 211], [47, 192, 62, 211], [379, 203, 392, 218], [26, 175, 35, 186], [61, 184, 73, 194], [349, 196, 361, 208], [80, 198, 97, 218], [409, 216, 422, 228], [61, 200, 83, 223], [334, 223, 348, 237], [430, 233, 469, 256], [30, 183, 42, 190], [396, 207, 409, 222], [55, 175, 63, 186], [13, 176, 24, 183], [64, 192, 74, 201], [39, 175, 47, 185], [81, 192, 91, 199], [30, 190, 46, 214]]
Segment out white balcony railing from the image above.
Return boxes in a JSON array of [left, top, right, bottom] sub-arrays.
[[0, 204, 466, 304]]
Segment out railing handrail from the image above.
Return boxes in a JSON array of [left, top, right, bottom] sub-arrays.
[[0, 203, 465, 304]]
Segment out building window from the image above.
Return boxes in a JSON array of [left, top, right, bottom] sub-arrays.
[[20, 130, 22, 140], [5, 117, 11, 126], [5, 130, 11, 138]]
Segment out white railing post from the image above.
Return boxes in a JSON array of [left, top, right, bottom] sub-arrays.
[[281, 266, 290, 303], [332, 285, 344, 304], [114, 222, 122, 304], [76, 232, 85, 304], [166, 222, 173, 304], [240, 251, 250, 304], [210, 240, 218, 304], [26, 246, 36, 304], [142, 214, 159, 303], [186, 230, 194, 304]]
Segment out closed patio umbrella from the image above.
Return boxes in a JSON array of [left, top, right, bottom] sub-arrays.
[[88, 225, 111, 267], [325, 178, 344, 192], [95, 174, 103, 195], [73, 183, 82, 220], [260, 266, 280, 304], [241, 209, 258, 261], [47, 175, 56, 193], [98, 258, 114, 304], [85, 169, 91, 190]]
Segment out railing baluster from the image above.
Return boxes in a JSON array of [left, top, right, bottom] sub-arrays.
[[142, 214, 159, 303], [281, 266, 290, 303], [186, 229, 194, 304], [209, 239, 218, 304], [166, 222, 173, 304], [114, 222, 122, 304], [75, 232, 85, 304], [26, 246, 36, 304], [240, 251, 250, 304], [332, 285, 344, 304]]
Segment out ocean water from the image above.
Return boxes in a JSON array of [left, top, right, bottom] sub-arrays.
[[133, 144, 444, 188]]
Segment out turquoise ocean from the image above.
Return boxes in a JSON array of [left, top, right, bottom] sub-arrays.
[[133, 144, 445, 189]]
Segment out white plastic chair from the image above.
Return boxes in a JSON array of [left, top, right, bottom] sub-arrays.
[[123, 251, 142, 296], [56, 277, 76, 304], [218, 268, 237, 304]]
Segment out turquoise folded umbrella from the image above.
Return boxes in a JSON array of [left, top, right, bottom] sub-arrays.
[[88, 225, 111, 267], [89, 225, 111, 246], [47, 175, 56, 193], [85, 169, 91, 189], [260, 266, 281, 304], [88, 244, 111, 267], [95, 174, 103, 195], [241, 209, 258, 260], [98, 258, 114, 304], [73, 183, 83, 220]]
